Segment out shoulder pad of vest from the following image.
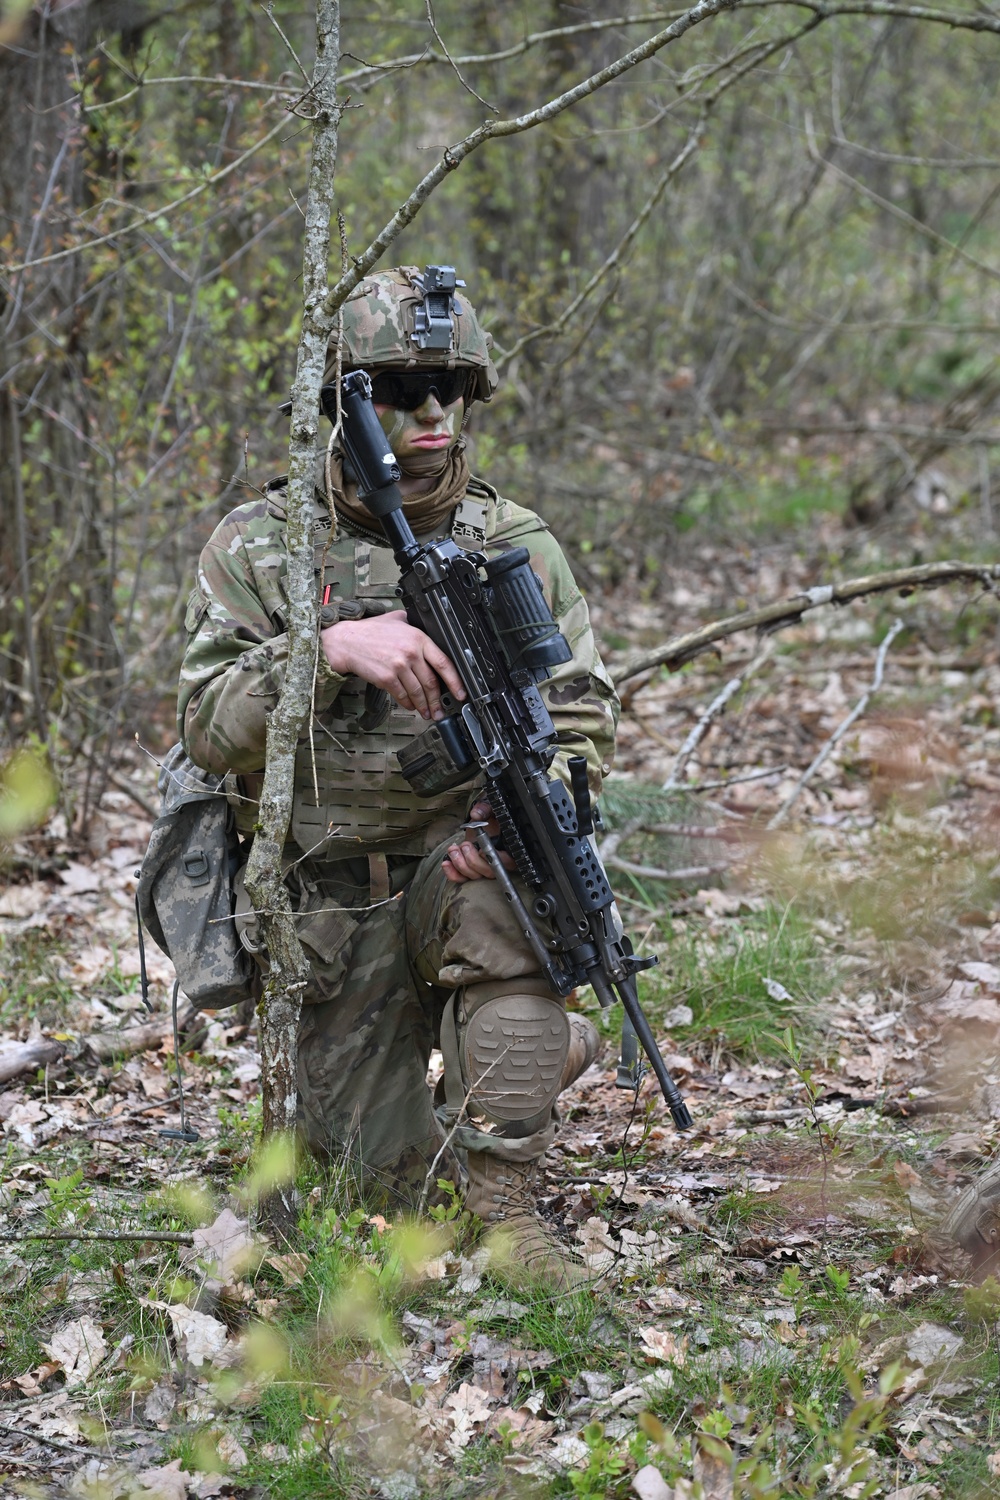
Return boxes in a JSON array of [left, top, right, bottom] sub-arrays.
[[492, 495, 551, 541], [467, 474, 499, 503]]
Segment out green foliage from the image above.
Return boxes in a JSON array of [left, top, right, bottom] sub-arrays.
[[5, 0, 1000, 775], [656, 905, 824, 1058], [567, 1421, 628, 1498]]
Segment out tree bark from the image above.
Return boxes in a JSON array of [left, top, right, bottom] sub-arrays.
[[242, 0, 341, 1241]]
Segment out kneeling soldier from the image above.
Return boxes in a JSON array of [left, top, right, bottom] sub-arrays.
[[177, 267, 618, 1287]]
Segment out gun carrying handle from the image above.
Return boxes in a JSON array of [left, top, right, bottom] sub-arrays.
[[567, 755, 594, 836]]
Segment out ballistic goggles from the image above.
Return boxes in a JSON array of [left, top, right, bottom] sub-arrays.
[[365, 368, 475, 411]]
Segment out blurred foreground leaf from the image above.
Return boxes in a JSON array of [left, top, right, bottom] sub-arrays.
[[0, 748, 56, 839]]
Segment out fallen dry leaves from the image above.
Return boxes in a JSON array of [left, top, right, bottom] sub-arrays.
[[2, 526, 1000, 1495]]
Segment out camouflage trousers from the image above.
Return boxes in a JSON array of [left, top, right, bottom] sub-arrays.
[[285, 831, 563, 1212]]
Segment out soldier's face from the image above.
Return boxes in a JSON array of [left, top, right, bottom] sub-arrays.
[[374, 388, 465, 474]]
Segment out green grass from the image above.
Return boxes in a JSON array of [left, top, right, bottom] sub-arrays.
[[0, 923, 76, 1026], [587, 900, 826, 1061], [2, 1129, 996, 1498], [0, 983, 994, 1499]]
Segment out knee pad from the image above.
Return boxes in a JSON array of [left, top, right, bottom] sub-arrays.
[[458, 977, 569, 1125]]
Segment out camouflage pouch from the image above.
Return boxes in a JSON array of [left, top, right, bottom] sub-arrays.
[[137, 744, 253, 1009]]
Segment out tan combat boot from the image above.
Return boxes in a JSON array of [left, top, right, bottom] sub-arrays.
[[465, 1151, 591, 1292], [462, 1012, 600, 1291]]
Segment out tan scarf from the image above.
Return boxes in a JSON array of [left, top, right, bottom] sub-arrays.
[[327, 438, 471, 538]]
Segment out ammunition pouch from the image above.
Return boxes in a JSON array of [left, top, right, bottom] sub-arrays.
[[137, 744, 254, 1010]]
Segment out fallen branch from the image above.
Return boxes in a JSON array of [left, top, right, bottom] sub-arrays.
[[681, 766, 787, 793], [0, 1021, 175, 1083], [0, 1419, 107, 1459], [84, 1019, 173, 1063], [104, 768, 157, 819], [733, 1108, 810, 1125], [645, 823, 749, 841], [0, 1041, 66, 1085], [606, 856, 729, 883], [616, 560, 1000, 683], [598, 816, 644, 865], [767, 618, 904, 828], [0, 1229, 194, 1243], [663, 642, 773, 789]]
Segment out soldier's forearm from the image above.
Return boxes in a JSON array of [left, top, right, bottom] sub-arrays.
[[181, 631, 345, 775]]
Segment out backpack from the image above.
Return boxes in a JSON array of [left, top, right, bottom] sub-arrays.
[[136, 744, 254, 1010]]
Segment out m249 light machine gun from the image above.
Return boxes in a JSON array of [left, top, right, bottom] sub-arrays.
[[334, 370, 693, 1132]]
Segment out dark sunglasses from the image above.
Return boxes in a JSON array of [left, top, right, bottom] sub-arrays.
[[367, 369, 473, 411]]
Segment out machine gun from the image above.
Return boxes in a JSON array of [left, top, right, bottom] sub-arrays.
[[335, 371, 692, 1132]]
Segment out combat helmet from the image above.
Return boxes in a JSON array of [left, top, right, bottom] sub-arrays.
[[326, 265, 499, 403]]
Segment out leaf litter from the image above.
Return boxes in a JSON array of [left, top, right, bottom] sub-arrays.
[[3, 526, 1000, 1494]]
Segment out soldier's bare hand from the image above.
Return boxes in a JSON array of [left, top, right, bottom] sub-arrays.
[[442, 801, 515, 884], [321, 614, 465, 720]]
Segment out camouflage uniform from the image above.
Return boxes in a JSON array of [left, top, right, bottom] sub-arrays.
[[176, 268, 618, 1227]]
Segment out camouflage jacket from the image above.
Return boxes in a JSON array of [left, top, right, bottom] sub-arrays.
[[178, 478, 619, 859]]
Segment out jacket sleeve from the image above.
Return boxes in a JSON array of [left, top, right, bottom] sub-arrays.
[[177, 508, 344, 775], [524, 529, 619, 798]]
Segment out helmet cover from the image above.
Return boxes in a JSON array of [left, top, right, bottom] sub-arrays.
[[325, 265, 499, 403]]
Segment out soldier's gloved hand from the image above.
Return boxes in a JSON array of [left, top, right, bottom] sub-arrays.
[[442, 801, 515, 885], [321, 613, 466, 721]]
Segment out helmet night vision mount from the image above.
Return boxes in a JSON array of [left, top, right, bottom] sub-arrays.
[[412, 265, 466, 352]]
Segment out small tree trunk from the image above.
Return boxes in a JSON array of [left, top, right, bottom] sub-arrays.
[[243, 0, 342, 1241]]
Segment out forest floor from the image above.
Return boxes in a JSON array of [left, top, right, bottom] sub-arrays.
[[2, 498, 1000, 1499]]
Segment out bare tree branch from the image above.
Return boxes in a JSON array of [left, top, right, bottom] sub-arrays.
[[663, 641, 774, 789], [320, 0, 752, 319], [767, 618, 905, 827], [805, 117, 1000, 287], [758, 418, 1000, 444], [424, 0, 497, 112], [616, 560, 1000, 682], [830, 130, 1000, 171], [746, 0, 1000, 30], [1, 113, 290, 277], [607, 855, 730, 881]]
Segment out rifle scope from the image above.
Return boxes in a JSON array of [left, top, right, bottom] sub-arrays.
[[484, 548, 573, 675]]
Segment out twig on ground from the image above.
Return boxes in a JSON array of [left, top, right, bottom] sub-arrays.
[[606, 856, 729, 883], [767, 619, 905, 829], [0, 1229, 194, 1244], [0, 1421, 108, 1460], [680, 765, 787, 793], [663, 642, 774, 790], [644, 823, 744, 840], [104, 768, 157, 819], [732, 1107, 809, 1125], [87, 1093, 183, 1131]]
